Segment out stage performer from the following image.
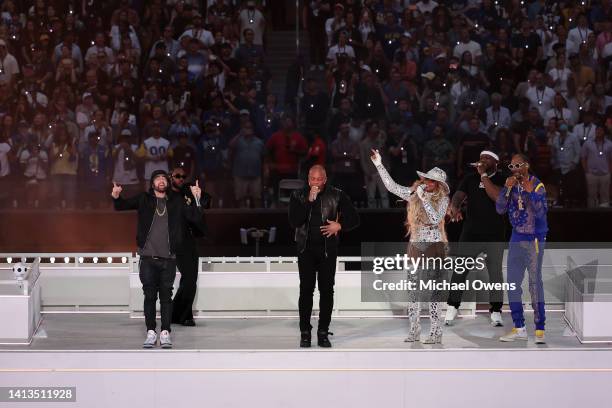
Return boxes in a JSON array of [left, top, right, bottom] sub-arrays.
[[496, 154, 548, 344], [169, 166, 208, 327], [111, 170, 204, 349], [371, 149, 449, 344], [445, 150, 506, 327], [289, 164, 360, 348]]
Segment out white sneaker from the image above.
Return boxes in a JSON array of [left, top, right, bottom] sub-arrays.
[[535, 330, 546, 344], [445, 305, 458, 326], [490, 312, 503, 327], [160, 330, 173, 349], [143, 330, 157, 348], [499, 327, 527, 342]]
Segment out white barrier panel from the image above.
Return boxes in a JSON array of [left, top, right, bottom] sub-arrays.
[[0, 260, 41, 344]]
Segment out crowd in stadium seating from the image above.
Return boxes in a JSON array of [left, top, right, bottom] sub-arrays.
[[0, 0, 610, 210]]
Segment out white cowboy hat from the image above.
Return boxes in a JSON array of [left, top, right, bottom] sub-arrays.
[[416, 167, 450, 194]]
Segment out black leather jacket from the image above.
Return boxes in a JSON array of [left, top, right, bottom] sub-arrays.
[[288, 185, 359, 256], [113, 190, 204, 256]]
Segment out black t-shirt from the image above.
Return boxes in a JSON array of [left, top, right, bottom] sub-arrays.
[[307, 192, 325, 246], [457, 171, 506, 237]]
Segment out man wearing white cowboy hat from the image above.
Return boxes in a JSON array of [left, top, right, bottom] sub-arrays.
[[446, 150, 507, 327], [371, 149, 450, 344]]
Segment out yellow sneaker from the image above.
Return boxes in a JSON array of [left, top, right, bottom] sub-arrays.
[[535, 330, 546, 344], [499, 327, 527, 342]]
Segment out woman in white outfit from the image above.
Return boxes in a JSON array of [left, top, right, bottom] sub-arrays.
[[370, 149, 450, 344]]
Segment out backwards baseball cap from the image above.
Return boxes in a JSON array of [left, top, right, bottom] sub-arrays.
[[150, 170, 170, 187], [480, 150, 499, 161]]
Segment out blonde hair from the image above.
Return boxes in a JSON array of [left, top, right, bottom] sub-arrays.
[[404, 180, 448, 243]]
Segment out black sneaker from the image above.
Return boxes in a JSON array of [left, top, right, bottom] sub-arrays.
[[300, 331, 311, 348], [182, 319, 196, 327], [317, 330, 333, 348]]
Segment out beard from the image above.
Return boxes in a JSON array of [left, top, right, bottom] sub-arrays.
[[153, 183, 167, 193]]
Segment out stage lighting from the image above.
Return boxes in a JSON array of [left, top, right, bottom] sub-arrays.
[[6, 257, 12, 264], [93, 257, 99, 264], [121, 257, 127, 263], [78, 257, 84, 263], [64, 257, 70, 263], [107, 257, 113, 264], [50, 257, 56, 263], [12, 262, 29, 282]]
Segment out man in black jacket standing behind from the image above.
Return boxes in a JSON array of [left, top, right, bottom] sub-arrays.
[[169, 166, 208, 327], [289, 165, 359, 348], [112, 170, 204, 349]]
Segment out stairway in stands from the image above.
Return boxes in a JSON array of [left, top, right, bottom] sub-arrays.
[[265, 29, 309, 105]]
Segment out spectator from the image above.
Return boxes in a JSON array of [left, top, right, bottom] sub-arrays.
[[139, 123, 171, 188], [581, 126, 612, 208], [330, 121, 361, 201], [300, 78, 330, 134], [112, 129, 140, 199], [550, 123, 582, 207], [360, 120, 388, 208], [457, 117, 492, 178], [79, 131, 111, 208], [265, 115, 307, 198], [238, 1, 265, 46], [49, 122, 78, 209], [229, 120, 264, 208]]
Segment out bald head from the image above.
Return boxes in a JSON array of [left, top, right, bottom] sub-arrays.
[[308, 165, 327, 190]]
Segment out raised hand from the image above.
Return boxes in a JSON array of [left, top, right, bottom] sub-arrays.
[[370, 149, 382, 166], [190, 179, 202, 200], [111, 181, 122, 199], [505, 176, 517, 189]]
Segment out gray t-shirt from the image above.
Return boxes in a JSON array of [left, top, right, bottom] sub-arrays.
[[139, 197, 173, 258]]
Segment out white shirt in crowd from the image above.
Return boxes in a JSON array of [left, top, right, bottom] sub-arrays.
[[548, 66, 572, 96], [526, 85, 556, 117], [113, 144, 139, 185], [545, 107, 575, 126], [485, 105, 512, 132], [453, 40, 482, 60], [19, 149, 48, 180], [180, 28, 215, 48], [0, 52, 20, 83], [450, 81, 469, 106], [0, 141, 10, 177], [142, 136, 170, 180], [325, 18, 345, 47], [416, 1, 439, 14], [326, 44, 356, 64], [239, 8, 265, 45], [567, 26, 593, 54], [572, 122, 597, 143]]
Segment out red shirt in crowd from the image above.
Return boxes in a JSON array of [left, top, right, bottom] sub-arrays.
[[265, 130, 308, 175], [306, 135, 327, 166]]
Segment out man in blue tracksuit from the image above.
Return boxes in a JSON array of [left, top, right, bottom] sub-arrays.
[[495, 154, 548, 344]]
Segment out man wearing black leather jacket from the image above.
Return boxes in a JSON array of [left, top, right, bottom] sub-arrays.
[[289, 165, 359, 348], [112, 170, 204, 349], [168, 166, 209, 327]]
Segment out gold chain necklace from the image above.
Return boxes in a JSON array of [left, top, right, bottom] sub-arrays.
[[155, 199, 167, 216]]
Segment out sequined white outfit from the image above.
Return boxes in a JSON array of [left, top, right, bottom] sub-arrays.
[[375, 162, 449, 343]]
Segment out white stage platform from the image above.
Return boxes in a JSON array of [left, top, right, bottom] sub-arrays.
[[1, 312, 612, 408]]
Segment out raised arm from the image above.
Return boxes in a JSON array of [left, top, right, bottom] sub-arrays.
[[370, 149, 413, 200]]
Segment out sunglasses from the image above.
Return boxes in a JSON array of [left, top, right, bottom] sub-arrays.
[[172, 174, 186, 179], [508, 162, 526, 170]]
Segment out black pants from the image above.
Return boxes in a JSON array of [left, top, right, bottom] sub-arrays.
[[308, 22, 327, 65], [297, 245, 337, 332], [172, 248, 199, 323], [139, 257, 176, 332], [447, 232, 504, 313]]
